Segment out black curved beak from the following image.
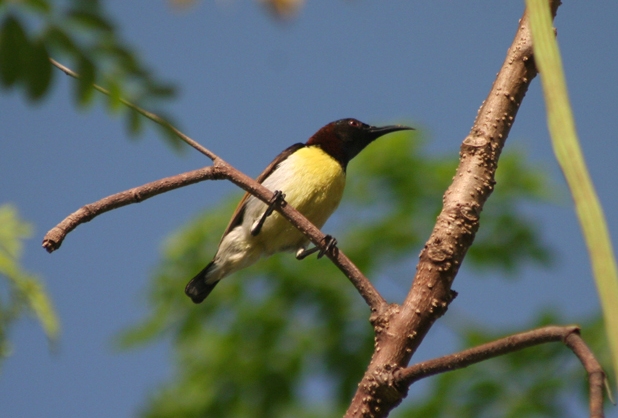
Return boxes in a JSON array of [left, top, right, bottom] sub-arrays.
[[367, 124, 415, 140]]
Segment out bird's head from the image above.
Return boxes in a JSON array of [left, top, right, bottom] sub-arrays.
[[307, 118, 414, 167]]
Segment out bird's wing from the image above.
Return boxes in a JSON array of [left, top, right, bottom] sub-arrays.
[[220, 142, 306, 238]]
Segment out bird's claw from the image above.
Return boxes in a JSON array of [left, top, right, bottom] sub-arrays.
[[251, 190, 286, 236], [296, 235, 338, 260], [318, 235, 338, 259]]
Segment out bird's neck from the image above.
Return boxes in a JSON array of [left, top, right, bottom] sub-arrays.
[[306, 128, 347, 169]]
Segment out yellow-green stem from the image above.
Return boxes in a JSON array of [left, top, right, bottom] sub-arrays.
[[527, 0, 618, 388]]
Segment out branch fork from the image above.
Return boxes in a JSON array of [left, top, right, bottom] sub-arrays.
[[44, 2, 608, 416]]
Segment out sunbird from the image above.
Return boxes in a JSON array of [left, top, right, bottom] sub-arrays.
[[185, 118, 413, 303]]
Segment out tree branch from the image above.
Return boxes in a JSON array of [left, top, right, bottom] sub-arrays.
[[345, 1, 565, 417], [396, 325, 606, 418], [41, 166, 220, 252], [563, 330, 608, 418], [44, 59, 388, 314], [397, 325, 580, 385], [50, 59, 217, 161]]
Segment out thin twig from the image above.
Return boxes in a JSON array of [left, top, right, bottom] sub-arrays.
[[564, 332, 607, 418], [42, 166, 220, 252], [396, 325, 606, 418], [397, 325, 580, 384], [50, 59, 217, 160], [46, 59, 388, 313]]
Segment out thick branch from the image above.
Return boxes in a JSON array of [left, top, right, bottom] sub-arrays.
[[345, 2, 562, 417], [45, 60, 388, 314]]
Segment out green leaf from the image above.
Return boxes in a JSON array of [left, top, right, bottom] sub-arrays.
[[152, 111, 183, 149], [147, 82, 176, 99], [66, 10, 114, 33], [44, 26, 80, 56], [23, 0, 52, 14], [24, 39, 53, 100], [101, 44, 139, 73], [0, 205, 32, 260], [0, 2, 176, 145], [75, 55, 96, 105], [67, 0, 103, 15], [13, 276, 60, 341], [105, 77, 123, 112], [0, 15, 28, 87], [126, 108, 142, 135], [0, 204, 60, 357]]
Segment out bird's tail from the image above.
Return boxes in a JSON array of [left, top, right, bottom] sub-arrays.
[[185, 261, 219, 304]]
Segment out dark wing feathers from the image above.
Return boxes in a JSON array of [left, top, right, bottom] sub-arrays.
[[186, 143, 307, 303], [219, 143, 306, 238]]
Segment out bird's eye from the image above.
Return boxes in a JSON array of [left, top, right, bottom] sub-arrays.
[[348, 119, 360, 127]]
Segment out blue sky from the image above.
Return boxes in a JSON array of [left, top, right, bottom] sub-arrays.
[[1, 1, 617, 416]]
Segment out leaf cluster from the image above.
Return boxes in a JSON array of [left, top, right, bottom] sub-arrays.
[[0, 0, 178, 145], [0, 204, 59, 366]]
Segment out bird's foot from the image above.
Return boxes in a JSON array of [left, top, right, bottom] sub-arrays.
[[295, 246, 315, 260], [295, 235, 338, 260], [251, 190, 286, 236], [318, 235, 338, 259]]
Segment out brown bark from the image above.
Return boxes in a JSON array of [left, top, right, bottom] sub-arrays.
[[344, 2, 562, 417]]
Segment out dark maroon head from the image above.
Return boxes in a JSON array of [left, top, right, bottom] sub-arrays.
[[307, 118, 414, 167]]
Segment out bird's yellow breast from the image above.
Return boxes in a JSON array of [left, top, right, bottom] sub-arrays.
[[252, 146, 346, 253], [279, 146, 346, 216]]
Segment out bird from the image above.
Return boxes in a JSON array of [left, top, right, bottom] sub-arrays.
[[185, 118, 413, 303]]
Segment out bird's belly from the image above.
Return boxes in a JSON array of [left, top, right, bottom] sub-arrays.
[[246, 147, 346, 254]]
